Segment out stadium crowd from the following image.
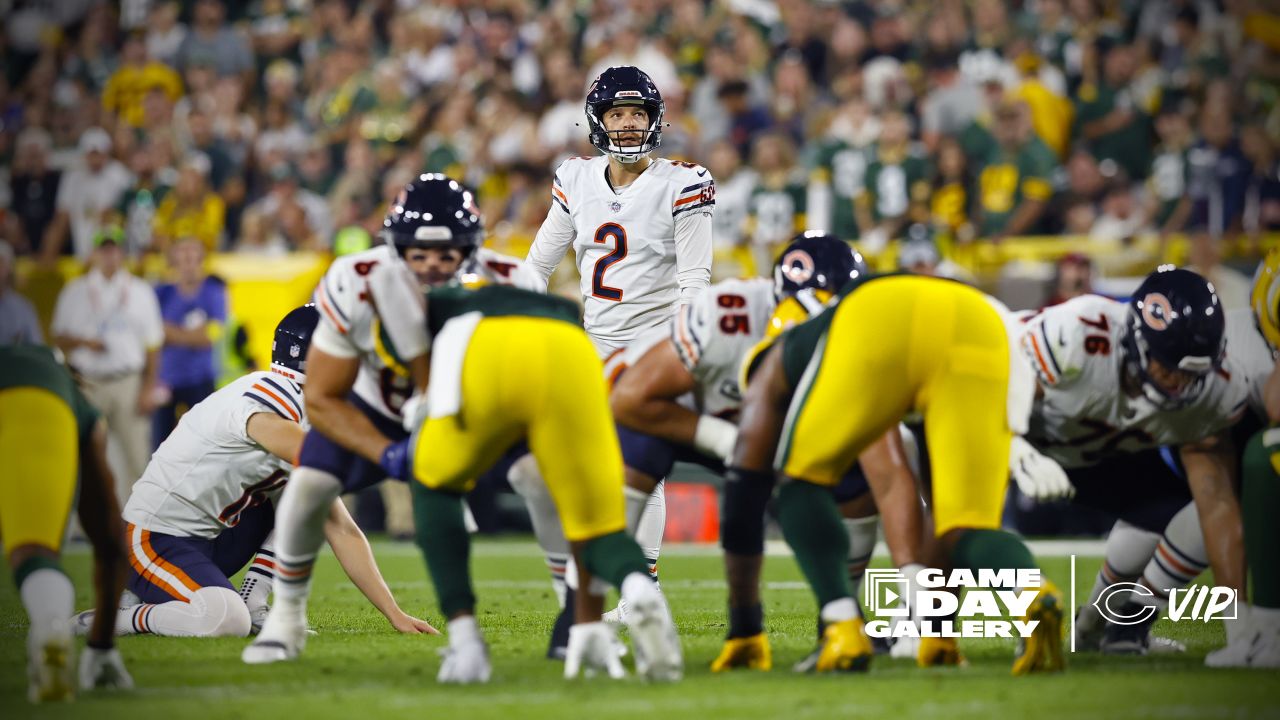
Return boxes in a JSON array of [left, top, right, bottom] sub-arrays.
[[1, 0, 1278, 534]]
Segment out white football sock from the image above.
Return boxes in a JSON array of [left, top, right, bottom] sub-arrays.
[[1137, 503, 1207, 607], [1084, 521, 1158, 609], [21, 568, 74, 649], [843, 515, 879, 617], [272, 467, 342, 613], [635, 483, 665, 582], [240, 537, 276, 614], [120, 587, 251, 637], [820, 598, 857, 624]]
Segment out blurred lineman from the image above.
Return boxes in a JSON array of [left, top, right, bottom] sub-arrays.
[[716, 274, 1066, 675], [408, 283, 681, 684], [1, 344, 132, 702], [72, 307, 434, 640]]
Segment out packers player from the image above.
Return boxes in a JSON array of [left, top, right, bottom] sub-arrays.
[[1, 344, 133, 701], [715, 273, 1066, 675], [1206, 251, 1280, 667], [409, 282, 681, 684]]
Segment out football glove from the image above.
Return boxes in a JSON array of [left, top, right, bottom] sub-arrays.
[[79, 647, 133, 691], [564, 622, 626, 680], [378, 439, 413, 482], [710, 633, 772, 672], [1009, 436, 1075, 501]]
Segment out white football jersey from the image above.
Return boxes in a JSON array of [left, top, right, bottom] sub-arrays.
[[466, 247, 545, 293], [527, 155, 714, 356], [1020, 294, 1249, 468], [124, 371, 305, 538], [311, 244, 429, 421], [1224, 307, 1276, 420]]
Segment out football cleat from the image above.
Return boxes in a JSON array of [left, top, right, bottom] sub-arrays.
[[242, 606, 307, 665], [813, 618, 873, 673], [917, 637, 967, 668], [602, 598, 628, 626], [438, 616, 491, 684], [1099, 607, 1158, 656], [1072, 604, 1104, 652], [1012, 581, 1066, 675], [69, 610, 95, 638], [1147, 635, 1187, 654], [28, 632, 74, 703], [622, 579, 682, 682], [711, 634, 772, 672]]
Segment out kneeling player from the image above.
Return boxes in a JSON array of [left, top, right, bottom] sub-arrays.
[[718, 274, 1065, 675], [74, 307, 434, 639], [1, 344, 132, 701], [411, 282, 681, 683]]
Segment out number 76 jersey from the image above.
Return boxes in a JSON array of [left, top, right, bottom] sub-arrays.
[[528, 155, 715, 355], [1019, 294, 1248, 469]]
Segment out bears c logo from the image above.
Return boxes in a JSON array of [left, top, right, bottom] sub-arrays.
[[1140, 292, 1174, 331], [780, 250, 815, 285]]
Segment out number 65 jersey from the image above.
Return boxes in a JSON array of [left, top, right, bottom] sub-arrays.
[[124, 370, 306, 539], [1019, 294, 1248, 469], [527, 155, 715, 356]]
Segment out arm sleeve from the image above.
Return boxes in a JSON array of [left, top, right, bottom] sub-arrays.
[[672, 170, 715, 302], [525, 171, 577, 288]]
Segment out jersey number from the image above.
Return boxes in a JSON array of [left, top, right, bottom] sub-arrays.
[[219, 470, 289, 527], [717, 293, 750, 334], [1079, 314, 1111, 356], [592, 223, 628, 302]]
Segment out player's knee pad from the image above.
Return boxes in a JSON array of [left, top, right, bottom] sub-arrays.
[[192, 586, 252, 638], [507, 453, 549, 500], [721, 467, 777, 555]]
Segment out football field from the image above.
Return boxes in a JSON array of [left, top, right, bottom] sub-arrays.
[[2, 539, 1277, 720]]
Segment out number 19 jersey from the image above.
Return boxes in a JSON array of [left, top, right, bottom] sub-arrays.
[[527, 155, 714, 356]]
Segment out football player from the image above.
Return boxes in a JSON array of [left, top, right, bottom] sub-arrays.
[[408, 282, 681, 684], [245, 175, 480, 664], [1204, 252, 1280, 667], [73, 306, 434, 640], [1, 344, 132, 701], [522, 64, 713, 626], [716, 273, 1066, 675], [1017, 268, 1252, 655]]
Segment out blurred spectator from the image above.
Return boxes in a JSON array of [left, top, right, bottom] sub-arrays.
[[177, 0, 254, 83], [896, 228, 969, 281], [811, 101, 871, 244], [1044, 253, 1096, 307], [854, 112, 931, 253], [1183, 106, 1251, 238], [8, 127, 61, 254], [153, 153, 225, 252], [720, 80, 773, 161], [1242, 124, 1280, 238], [146, 2, 188, 68], [41, 127, 132, 262], [153, 237, 226, 448], [746, 132, 806, 265], [1089, 182, 1152, 244], [358, 59, 429, 166], [975, 102, 1058, 240], [1074, 43, 1153, 182], [102, 31, 183, 129], [1186, 233, 1251, 310], [587, 23, 680, 101], [706, 139, 756, 252], [245, 162, 332, 251], [930, 136, 976, 244], [0, 240, 42, 345], [51, 226, 164, 502], [920, 49, 983, 152], [1148, 107, 1195, 237], [114, 141, 171, 256], [1008, 50, 1074, 159]]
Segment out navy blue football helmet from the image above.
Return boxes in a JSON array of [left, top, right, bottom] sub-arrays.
[[381, 174, 484, 259], [773, 231, 867, 306], [1121, 266, 1226, 408], [585, 66, 664, 163], [271, 303, 320, 383]]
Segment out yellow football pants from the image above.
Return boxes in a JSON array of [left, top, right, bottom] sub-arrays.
[[0, 387, 78, 555], [777, 276, 1013, 535], [412, 317, 626, 542]]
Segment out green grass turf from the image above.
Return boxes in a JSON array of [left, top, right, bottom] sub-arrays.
[[2, 539, 1278, 720]]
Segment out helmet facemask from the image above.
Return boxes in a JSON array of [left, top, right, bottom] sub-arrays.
[[1121, 311, 1219, 410], [587, 98, 664, 164]]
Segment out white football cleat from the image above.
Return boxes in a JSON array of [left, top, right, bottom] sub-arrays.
[[242, 606, 307, 664], [621, 573, 682, 682], [602, 599, 628, 626], [78, 647, 133, 692], [27, 629, 74, 703], [437, 616, 491, 684], [69, 610, 96, 638]]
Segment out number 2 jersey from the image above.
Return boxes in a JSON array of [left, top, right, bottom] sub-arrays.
[[526, 155, 714, 356], [124, 370, 305, 539], [1019, 294, 1249, 469], [607, 278, 777, 420]]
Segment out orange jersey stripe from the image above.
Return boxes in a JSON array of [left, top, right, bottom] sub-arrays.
[[674, 193, 702, 207], [552, 186, 569, 204], [252, 384, 301, 423], [1027, 334, 1057, 384], [316, 288, 348, 335]]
